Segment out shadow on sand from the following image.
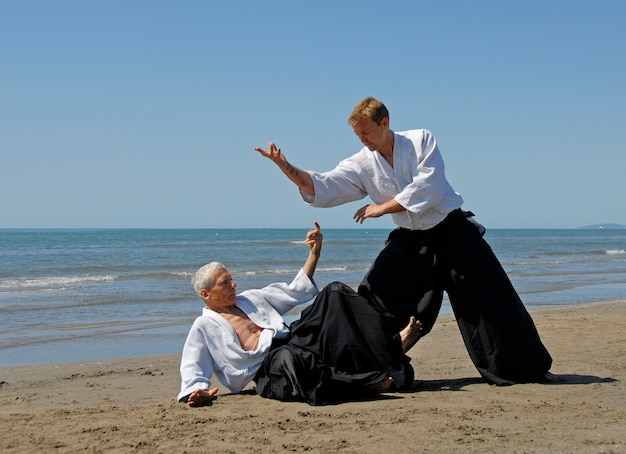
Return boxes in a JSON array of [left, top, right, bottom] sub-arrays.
[[217, 374, 619, 407], [405, 374, 617, 393]]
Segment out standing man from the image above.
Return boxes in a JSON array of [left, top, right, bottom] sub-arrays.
[[254, 97, 553, 385]]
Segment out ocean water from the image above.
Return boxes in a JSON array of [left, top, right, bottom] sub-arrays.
[[1, 228, 625, 367]]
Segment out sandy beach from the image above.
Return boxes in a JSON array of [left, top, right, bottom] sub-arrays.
[[1, 300, 625, 453]]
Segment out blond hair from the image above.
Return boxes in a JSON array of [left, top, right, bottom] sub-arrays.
[[348, 97, 389, 126]]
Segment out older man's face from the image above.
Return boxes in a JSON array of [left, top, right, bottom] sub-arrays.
[[204, 269, 237, 308]]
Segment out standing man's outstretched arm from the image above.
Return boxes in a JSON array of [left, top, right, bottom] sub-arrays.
[[254, 142, 315, 195]]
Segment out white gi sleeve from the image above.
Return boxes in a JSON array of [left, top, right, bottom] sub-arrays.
[[177, 319, 215, 402]]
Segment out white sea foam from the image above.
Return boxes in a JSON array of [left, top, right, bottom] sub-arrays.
[[606, 249, 626, 255], [237, 266, 348, 276], [505, 259, 569, 266], [0, 274, 118, 290]]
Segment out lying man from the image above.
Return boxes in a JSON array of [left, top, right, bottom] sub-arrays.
[[178, 222, 421, 406]]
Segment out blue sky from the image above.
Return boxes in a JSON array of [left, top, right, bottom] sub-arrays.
[[2, 1, 624, 229]]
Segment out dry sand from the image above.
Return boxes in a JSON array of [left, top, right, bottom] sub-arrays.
[[2, 300, 625, 453]]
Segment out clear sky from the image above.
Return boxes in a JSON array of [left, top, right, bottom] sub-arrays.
[[2, 1, 625, 229]]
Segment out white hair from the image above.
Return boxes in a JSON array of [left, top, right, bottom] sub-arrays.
[[192, 262, 226, 297]]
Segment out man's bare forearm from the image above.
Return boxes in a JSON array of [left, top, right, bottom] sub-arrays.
[[280, 160, 315, 195], [254, 142, 315, 195], [302, 250, 321, 280], [353, 199, 406, 224]]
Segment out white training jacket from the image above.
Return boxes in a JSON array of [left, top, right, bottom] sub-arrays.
[[177, 269, 319, 401], [301, 129, 464, 231]]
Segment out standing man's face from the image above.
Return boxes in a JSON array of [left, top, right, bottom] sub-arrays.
[[353, 116, 389, 152]]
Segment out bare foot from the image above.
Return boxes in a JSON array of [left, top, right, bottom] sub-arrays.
[[400, 316, 422, 353], [367, 376, 394, 393], [187, 388, 219, 407]]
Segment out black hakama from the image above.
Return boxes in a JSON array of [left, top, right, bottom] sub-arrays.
[[255, 282, 414, 405], [358, 208, 552, 385]]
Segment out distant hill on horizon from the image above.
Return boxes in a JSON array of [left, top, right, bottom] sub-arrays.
[[580, 223, 626, 230]]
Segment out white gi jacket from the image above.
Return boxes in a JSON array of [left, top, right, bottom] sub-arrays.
[[301, 129, 464, 231], [178, 269, 319, 401]]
